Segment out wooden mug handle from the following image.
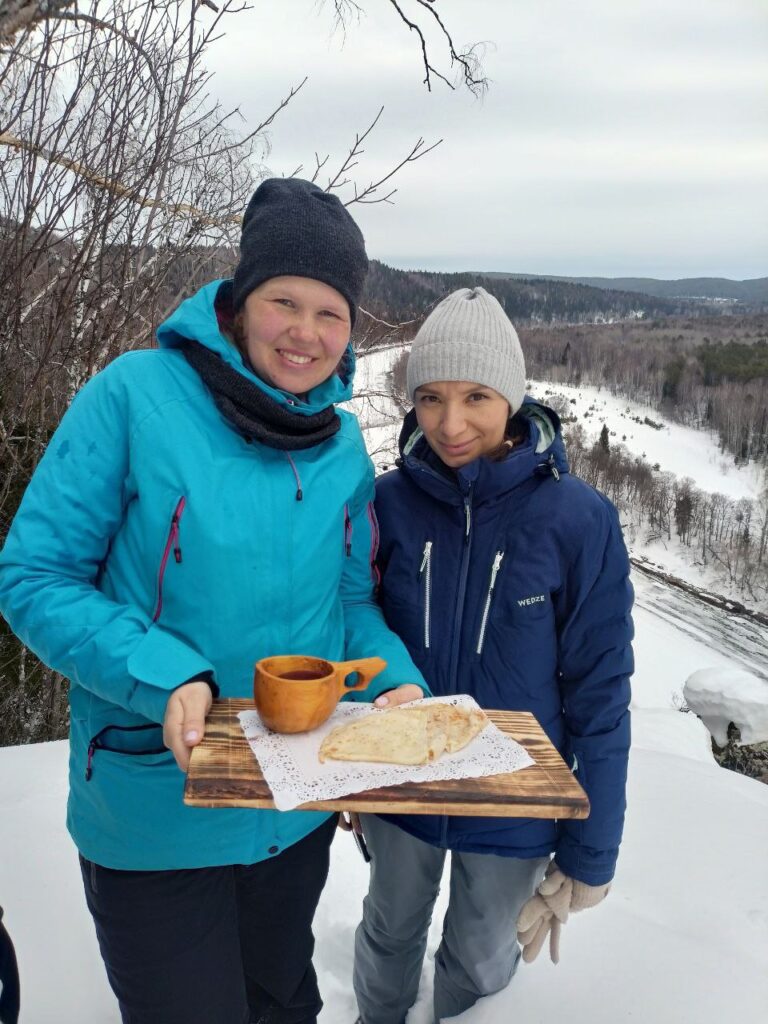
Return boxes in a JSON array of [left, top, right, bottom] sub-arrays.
[[333, 657, 387, 696]]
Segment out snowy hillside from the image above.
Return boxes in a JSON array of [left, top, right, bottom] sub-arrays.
[[530, 379, 763, 501], [1, 571, 767, 1023]]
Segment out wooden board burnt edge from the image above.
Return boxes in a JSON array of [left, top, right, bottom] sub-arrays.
[[184, 779, 590, 818], [184, 699, 590, 818]]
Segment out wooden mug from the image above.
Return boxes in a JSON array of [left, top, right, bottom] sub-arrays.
[[253, 655, 387, 734]]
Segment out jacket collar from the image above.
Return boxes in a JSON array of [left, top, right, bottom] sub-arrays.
[[155, 279, 355, 416], [397, 397, 569, 506]]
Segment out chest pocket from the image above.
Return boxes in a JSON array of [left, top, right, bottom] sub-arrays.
[[477, 575, 556, 704], [475, 552, 553, 659], [380, 537, 434, 654]]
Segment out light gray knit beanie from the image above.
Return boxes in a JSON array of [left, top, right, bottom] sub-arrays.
[[407, 287, 526, 413]]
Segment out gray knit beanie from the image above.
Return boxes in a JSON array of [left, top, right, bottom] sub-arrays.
[[232, 177, 369, 324], [407, 287, 526, 412]]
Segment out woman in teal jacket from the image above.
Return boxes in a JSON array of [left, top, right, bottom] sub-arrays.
[[0, 178, 425, 1024]]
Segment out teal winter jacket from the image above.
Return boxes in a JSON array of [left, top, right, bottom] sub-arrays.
[[0, 280, 426, 870]]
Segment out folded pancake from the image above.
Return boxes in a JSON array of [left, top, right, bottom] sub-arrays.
[[318, 704, 488, 766]]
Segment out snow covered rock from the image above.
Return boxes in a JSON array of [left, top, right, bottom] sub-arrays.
[[684, 668, 768, 746]]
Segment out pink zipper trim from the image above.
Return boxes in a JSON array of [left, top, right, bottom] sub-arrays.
[[153, 496, 186, 622], [366, 501, 381, 586], [344, 504, 352, 557]]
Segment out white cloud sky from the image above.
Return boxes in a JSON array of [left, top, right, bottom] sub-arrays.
[[207, 0, 768, 279]]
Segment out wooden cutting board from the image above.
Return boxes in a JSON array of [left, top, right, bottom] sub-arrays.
[[184, 699, 589, 819]]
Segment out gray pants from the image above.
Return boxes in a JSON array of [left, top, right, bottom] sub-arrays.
[[353, 814, 548, 1024]]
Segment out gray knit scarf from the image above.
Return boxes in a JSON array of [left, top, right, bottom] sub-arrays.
[[180, 338, 341, 451]]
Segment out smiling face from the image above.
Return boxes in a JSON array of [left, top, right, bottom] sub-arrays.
[[414, 380, 511, 468], [239, 276, 352, 395]]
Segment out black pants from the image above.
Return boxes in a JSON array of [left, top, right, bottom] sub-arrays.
[[80, 815, 337, 1024]]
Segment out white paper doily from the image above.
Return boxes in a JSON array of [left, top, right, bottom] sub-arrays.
[[238, 695, 534, 811]]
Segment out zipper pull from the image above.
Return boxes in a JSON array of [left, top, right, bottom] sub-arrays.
[[489, 551, 504, 590], [86, 741, 96, 781], [464, 498, 472, 542], [172, 516, 182, 563], [549, 453, 560, 481], [344, 506, 352, 557], [476, 550, 506, 655], [419, 540, 433, 574]]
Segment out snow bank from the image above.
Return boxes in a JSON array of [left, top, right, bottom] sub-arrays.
[[3, 727, 766, 1024], [629, 707, 715, 764], [530, 379, 763, 500], [449, 740, 768, 1024], [684, 667, 768, 746]]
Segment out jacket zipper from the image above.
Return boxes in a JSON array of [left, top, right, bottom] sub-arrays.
[[476, 551, 505, 654], [449, 492, 473, 685], [419, 540, 433, 649], [441, 487, 474, 848], [344, 504, 352, 557], [153, 496, 186, 623]]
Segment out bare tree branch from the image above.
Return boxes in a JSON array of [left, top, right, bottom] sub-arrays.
[[0, 0, 78, 41], [384, 0, 487, 94], [346, 132, 441, 204], [312, 105, 439, 206], [358, 308, 418, 330], [0, 131, 242, 225], [326, 0, 487, 94], [55, 12, 164, 96], [249, 76, 308, 137], [411, 0, 487, 94]]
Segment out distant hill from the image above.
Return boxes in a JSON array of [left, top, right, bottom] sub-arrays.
[[361, 261, 731, 327], [478, 273, 768, 305]]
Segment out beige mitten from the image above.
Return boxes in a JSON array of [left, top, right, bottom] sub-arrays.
[[571, 877, 610, 911], [516, 893, 553, 963], [516, 862, 610, 965]]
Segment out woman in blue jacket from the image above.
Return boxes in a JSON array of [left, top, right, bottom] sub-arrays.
[[0, 178, 425, 1024], [352, 287, 633, 1024]]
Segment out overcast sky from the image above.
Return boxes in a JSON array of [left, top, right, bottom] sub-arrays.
[[208, 0, 767, 280]]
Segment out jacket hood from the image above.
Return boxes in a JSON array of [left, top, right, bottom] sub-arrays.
[[397, 396, 569, 506], [156, 279, 355, 414]]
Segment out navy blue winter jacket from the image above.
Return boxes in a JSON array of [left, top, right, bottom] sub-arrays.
[[374, 400, 634, 885]]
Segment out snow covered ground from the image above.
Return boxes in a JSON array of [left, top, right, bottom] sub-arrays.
[[530, 379, 764, 501], [1, 575, 767, 1023]]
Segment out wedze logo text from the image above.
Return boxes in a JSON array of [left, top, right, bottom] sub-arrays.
[[517, 594, 547, 607]]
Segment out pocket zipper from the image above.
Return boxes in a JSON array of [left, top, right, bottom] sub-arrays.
[[366, 502, 381, 586], [419, 540, 433, 649], [86, 723, 167, 781], [476, 550, 505, 654], [153, 496, 186, 623], [344, 504, 352, 557]]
